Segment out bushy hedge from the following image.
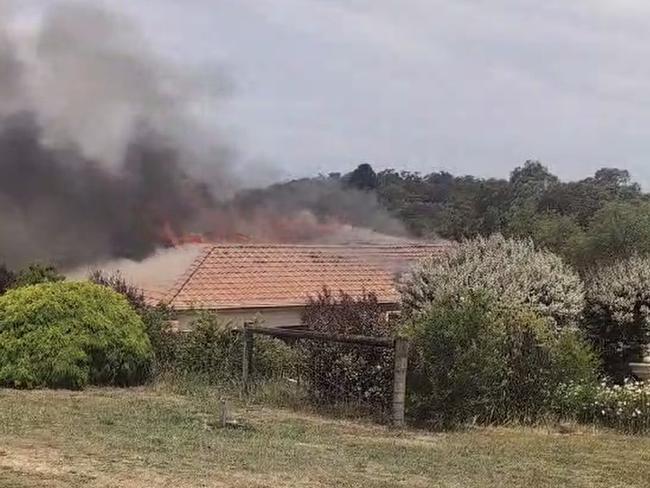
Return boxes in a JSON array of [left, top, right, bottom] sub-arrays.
[[147, 312, 301, 383], [583, 255, 650, 380], [400, 234, 584, 328], [407, 292, 598, 428], [0, 282, 152, 389], [301, 289, 394, 411]]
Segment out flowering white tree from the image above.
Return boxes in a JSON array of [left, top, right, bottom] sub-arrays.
[[584, 255, 650, 378], [400, 234, 584, 327]]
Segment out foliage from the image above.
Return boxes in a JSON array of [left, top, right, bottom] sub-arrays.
[[407, 292, 598, 428], [400, 234, 584, 327], [138, 304, 179, 373], [89, 270, 147, 312], [555, 380, 650, 434], [0, 263, 64, 295], [584, 201, 650, 264], [12, 264, 64, 288], [239, 160, 649, 267], [345, 163, 378, 190], [301, 289, 394, 410], [152, 312, 301, 384], [583, 256, 650, 380], [0, 281, 152, 389], [526, 213, 588, 265]]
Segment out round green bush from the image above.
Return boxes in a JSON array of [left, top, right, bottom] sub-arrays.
[[400, 234, 585, 328], [0, 281, 152, 389]]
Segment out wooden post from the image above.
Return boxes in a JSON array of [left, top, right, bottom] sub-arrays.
[[392, 337, 409, 427], [219, 399, 228, 428], [242, 324, 253, 392]]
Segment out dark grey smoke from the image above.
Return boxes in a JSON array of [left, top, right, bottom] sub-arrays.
[[0, 3, 228, 268], [0, 2, 408, 269], [0, 111, 215, 267]]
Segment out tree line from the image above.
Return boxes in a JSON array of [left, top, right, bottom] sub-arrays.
[[334, 161, 650, 269]]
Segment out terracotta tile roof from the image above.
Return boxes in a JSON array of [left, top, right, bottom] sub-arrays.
[[162, 243, 448, 310]]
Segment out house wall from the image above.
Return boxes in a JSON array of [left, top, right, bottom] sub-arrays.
[[172, 302, 400, 331], [173, 306, 304, 331]]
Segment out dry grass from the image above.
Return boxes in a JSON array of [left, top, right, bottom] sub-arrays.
[[0, 386, 649, 487]]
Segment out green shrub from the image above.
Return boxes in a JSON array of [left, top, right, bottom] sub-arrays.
[[139, 304, 179, 373], [300, 289, 394, 411], [555, 380, 650, 434], [12, 264, 64, 288], [407, 292, 598, 428], [89, 270, 147, 312], [0, 281, 152, 389], [159, 312, 301, 384], [400, 234, 584, 328], [583, 255, 650, 380], [0, 263, 63, 295]]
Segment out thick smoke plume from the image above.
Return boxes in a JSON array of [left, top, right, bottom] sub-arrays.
[[0, 3, 407, 270], [0, 3, 234, 268]]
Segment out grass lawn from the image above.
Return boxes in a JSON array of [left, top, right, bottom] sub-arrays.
[[0, 386, 649, 487]]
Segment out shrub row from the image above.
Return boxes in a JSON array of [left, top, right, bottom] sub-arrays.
[[399, 234, 650, 429], [145, 310, 301, 384], [401, 234, 650, 379], [555, 380, 650, 434]]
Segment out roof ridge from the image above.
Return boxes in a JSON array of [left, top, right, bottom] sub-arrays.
[[164, 246, 215, 305], [198, 242, 447, 249]]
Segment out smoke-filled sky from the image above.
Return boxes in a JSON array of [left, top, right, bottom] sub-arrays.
[[0, 1, 410, 268], [12, 0, 650, 187]]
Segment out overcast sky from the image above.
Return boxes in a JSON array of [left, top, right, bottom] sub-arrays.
[[13, 0, 650, 186]]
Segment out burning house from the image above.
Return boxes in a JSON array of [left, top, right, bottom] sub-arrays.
[[91, 242, 448, 330], [1, 3, 448, 321]]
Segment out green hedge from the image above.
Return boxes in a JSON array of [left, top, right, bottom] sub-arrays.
[[406, 292, 598, 428], [147, 312, 301, 383], [0, 282, 152, 389]]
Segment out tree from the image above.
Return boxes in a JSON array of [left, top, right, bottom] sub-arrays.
[[584, 256, 650, 380], [188, 160, 648, 271], [400, 234, 584, 327], [593, 168, 640, 196], [346, 163, 378, 191], [509, 160, 559, 202], [527, 213, 588, 266], [585, 201, 650, 263]]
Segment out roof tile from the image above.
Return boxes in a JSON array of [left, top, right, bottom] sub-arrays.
[[163, 243, 448, 310]]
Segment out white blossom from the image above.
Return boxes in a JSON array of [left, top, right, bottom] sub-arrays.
[[399, 234, 584, 327], [585, 255, 650, 337]]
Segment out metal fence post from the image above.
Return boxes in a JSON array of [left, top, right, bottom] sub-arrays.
[[392, 337, 409, 427], [242, 323, 253, 392]]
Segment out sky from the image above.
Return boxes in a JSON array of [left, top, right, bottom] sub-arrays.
[[10, 0, 650, 186]]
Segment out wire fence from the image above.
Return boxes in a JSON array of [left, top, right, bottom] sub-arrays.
[[242, 324, 409, 426]]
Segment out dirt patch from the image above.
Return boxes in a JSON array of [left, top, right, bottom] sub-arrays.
[[0, 443, 181, 488]]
